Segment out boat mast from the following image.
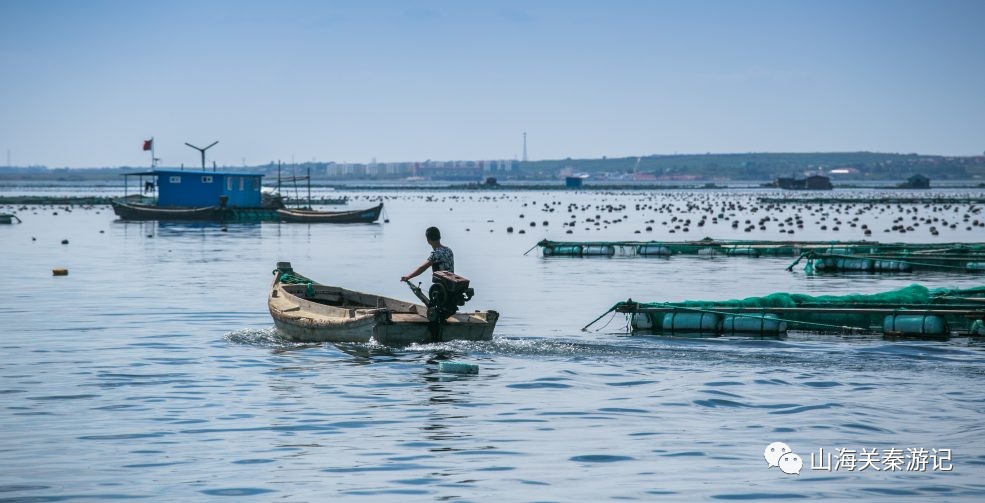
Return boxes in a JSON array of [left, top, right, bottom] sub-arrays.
[[150, 137, 157, 168]]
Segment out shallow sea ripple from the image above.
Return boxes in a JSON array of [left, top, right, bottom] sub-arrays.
[[1, 189, 984, 501]]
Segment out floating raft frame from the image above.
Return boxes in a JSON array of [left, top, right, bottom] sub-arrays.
[[588, 284, 985, 338], [790, 250, 985, 274], [756, 196, 985, 205], [536, 239, 985, 258]]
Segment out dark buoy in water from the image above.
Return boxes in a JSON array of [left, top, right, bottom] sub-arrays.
[[220, 227, 228, 232], [61, 239, 69, 245], [438, 361, 478, 375], [52, 268, 68, 276], [507, 226, 514, 233]]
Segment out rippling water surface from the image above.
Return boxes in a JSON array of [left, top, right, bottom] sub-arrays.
[[2, 188, 985, 501]]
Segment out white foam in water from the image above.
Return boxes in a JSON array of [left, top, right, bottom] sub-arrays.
[[224, 327, 309, 348]]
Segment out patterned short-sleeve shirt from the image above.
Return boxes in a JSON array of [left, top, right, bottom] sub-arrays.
[[428, 246, 454, 273]]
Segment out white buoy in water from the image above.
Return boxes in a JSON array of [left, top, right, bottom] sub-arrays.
[[438, 361, 479, 375]]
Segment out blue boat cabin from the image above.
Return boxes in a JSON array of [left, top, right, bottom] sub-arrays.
[[127, 170, 264, 208]]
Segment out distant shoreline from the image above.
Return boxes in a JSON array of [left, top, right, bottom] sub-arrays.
[[1, 182, 983, 206]]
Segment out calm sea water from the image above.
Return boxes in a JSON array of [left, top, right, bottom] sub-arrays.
[[2, 188, 985, 501]]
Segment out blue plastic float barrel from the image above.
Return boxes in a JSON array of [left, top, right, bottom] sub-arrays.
[[727, 246, 759, 257], [637, 245, 671, 256], [662, 312, 721, 333], [631, 312, 654, 330], [582, 245, 615, 256], [438, 361, 479, 374], [873, 260, 912, 272], [544, 245, 582, 256], [762, 246, 796, 256], [721, 313, 787, 335], [882, 314, 948, 336], [814, 257, 874, 271], [839, 258, 874, 271]]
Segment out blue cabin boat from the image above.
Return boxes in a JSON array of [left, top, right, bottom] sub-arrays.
[[151, 169, 263, 207], [112, 169, 282, 221]]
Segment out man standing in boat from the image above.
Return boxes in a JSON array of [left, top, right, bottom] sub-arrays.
[[401, 226, 454, 281]]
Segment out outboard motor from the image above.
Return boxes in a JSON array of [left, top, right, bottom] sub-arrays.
[[405, 271, 475, 340], [426, 271, 474, 322]]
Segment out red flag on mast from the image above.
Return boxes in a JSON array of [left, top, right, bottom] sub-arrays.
[[142, 139, 153, 151]]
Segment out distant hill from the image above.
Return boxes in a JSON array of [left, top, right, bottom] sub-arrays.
[[515, 152, 985, 181], [2, 152, 983, 182]]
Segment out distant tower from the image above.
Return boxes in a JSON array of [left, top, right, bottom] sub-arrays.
[[522, 132, 527, 162]]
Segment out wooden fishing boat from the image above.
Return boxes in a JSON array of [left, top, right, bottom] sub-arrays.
[[268, 262, 498, 344], [276, 203, 383, 224], [113, 169, 285, 221], [111, 200, 227, 221]]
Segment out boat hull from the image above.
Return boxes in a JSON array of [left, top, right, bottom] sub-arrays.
[[276, 203, 383, 224], [268, 266, 497, 345], [111, 200, 226, 221], [111, 200, 283, 222]]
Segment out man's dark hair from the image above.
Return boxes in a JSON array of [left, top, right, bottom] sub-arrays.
[[426, 226, 441, 241]]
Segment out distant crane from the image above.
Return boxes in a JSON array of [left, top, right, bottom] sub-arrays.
[[185, 140, 219, 171]]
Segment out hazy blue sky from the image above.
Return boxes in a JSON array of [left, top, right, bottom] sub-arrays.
[[1, 0, 983, 167]]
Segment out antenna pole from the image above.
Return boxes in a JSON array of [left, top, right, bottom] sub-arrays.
[[185, 140, 219, 171]]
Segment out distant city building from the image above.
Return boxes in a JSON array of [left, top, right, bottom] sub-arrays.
[[775, 175, 833, 190], [565, 175, 587, 188], [899, 174, 930, 189]]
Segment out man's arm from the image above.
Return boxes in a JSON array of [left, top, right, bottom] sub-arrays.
[[400, 260, 432, 282]]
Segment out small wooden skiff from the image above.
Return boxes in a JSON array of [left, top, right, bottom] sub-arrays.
[[276, 203, 383, 224], [268, 263, 498, 345]]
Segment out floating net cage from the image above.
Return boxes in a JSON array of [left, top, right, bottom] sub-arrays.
[[608, 284, 985, 337]]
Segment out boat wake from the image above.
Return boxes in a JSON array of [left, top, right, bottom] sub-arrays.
[[224, 327, 312, 349]]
